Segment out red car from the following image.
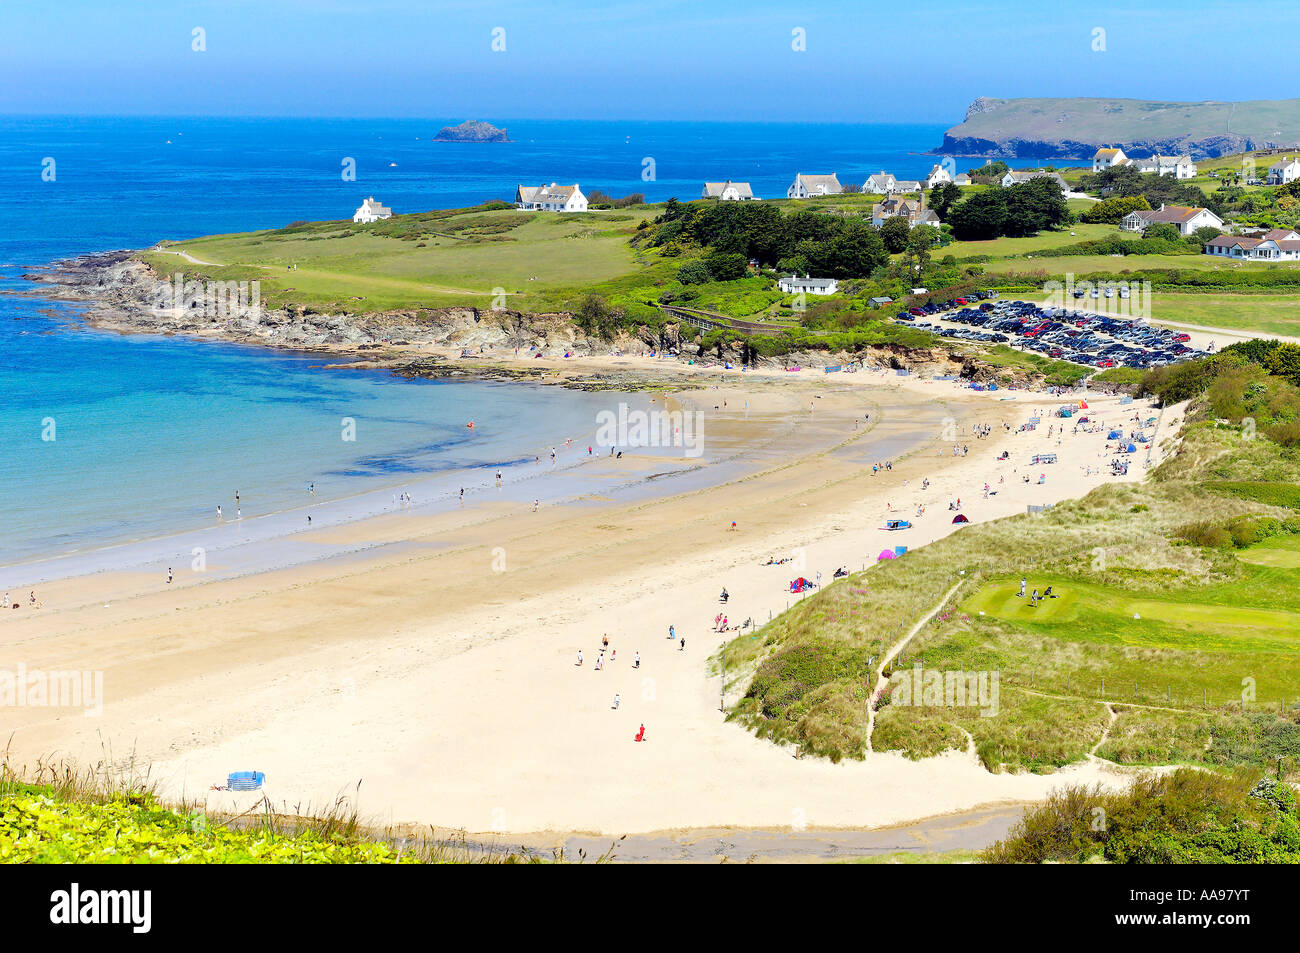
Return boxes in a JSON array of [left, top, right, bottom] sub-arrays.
[[1173, 333, 1191, 342], [954, 297, 969, 305], [909, 307, 926, 316]]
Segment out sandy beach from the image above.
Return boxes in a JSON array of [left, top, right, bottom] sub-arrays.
[[1, 354, 1175, 838]]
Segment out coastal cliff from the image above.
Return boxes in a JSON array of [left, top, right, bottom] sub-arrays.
[[25, 253, 1017, 384], [935, 96, 1300, 158]]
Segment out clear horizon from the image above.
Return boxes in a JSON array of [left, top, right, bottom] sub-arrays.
[[4, 0, 1299, 123]]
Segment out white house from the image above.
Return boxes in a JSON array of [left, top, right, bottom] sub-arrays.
[[514, 182, 588, 212], [701, 180, 755, 201], [864, 171, 898, 193], [787, 173, 842, 198], [1120, 204, 1223, 236], [1092, 147, 1129, 172], [352, 196, 393, 223], [1268, 157, 1300, 185], [999, 169, 1069, 190], [923, 164, 952, 188], [1205, 229, 1300, 260], [779, 274, 839, 295], [1134, 154, 1197, 179]]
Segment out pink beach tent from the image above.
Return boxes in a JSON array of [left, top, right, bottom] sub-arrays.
[[877, 549, 896, 561]]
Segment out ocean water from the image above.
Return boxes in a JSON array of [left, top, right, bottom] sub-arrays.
[[0, 116, 944, 568]]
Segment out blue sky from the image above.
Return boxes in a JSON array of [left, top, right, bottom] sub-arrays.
[[2, 0, 1298, 123]]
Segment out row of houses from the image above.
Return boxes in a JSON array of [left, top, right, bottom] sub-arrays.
[[1093, 146, 1300, 185], [1092, 147, 1198, 179]]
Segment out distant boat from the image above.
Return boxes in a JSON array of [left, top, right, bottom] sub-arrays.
[[389, 162, 398, 167]]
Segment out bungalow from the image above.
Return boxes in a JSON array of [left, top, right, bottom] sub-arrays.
[[779, 274, 839, 295], [1205, 231, 1300, 261], [787, 173, 842, 198], [923, 164, 952, 188], [701, 180, 755, 201], [1133, 154, 1197, 179], [1203, 235, 1263, 259], [999, 169, 1068, 191], [1092, 147, 1129, 172], [514, 182, 588, 212], [869, 296, 894, 308], [1267, 157, 1300, 185], [952, 173, 972, 186], [352, 196, 393, 223], [1120, 203, 1223, 236]]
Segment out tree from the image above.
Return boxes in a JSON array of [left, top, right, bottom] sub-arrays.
[[1191, 225, 1223, 245], [1142, 223, 1181, 243], [929, 182, 962, 220], [946, 190, 1008, 240], [703, 251, 747, 281], [905, 225, 940, 271], [971, 160, 1010, 179], [676, 259, 711, 285], [1081, 194, 1151, 225], [880, 215, 911, 253], [1265, 343, 1300, 388], [1002, 177, 1069, 237]]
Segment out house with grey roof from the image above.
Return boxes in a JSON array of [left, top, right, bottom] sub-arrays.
[[701, 180, 755, 201], [352, 196, 393, 223], [787, 173, 842, 198], [515, 182, 588, 212], [779, 274, 839, 295]]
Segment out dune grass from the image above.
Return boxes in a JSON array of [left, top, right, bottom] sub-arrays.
[[722, 422, 1300, 772]]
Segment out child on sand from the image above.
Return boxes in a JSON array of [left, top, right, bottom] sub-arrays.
[[576, 650, 583, 666]]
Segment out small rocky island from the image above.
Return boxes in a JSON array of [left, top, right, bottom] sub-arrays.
[[434, 120, 510, 143]]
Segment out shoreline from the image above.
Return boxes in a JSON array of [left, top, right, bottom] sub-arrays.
[[2, 338, 1175, 835]]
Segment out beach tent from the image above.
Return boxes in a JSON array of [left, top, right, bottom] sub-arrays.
[[894, 545, 907, 556], [1125, 443, 1138, 453], [1107, 429, 1122, 440], [952, 514, 969, 524], [877, 549, 896, 562]]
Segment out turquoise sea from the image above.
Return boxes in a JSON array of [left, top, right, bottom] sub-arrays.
[[0, 116, 945, 570]]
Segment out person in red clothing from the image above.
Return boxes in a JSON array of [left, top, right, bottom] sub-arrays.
[[635, 724, 646, 742]]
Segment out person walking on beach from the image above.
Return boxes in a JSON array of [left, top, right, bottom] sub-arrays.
[[216, 505, 223, 521], [612, 693, 620, 710], [668, 624, 675, 640], [167, 568, 173, 585], [679, 637, 686, 652], [576, 650, 583, 667], [533, 499, 539, 512], [634, 651, 641, 669], [459, 487, 464, 504]]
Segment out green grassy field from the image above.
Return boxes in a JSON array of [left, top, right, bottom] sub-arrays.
[[149, 204, 658, 313], [1238, 534, 1300, 569], [943, 223, 1114, 260], [1150, 293, 1300, 337]]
